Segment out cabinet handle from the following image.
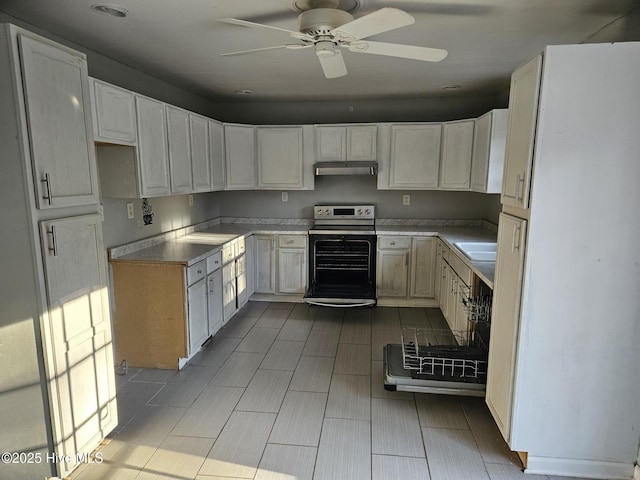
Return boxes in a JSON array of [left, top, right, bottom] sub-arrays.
[[515, 174, 525, 204], [197, 269, 203, 274], [511, 224, 521, 253], [47, 226, 58, 257], [286, 239, 294, 244], [41, 173, 52, 205], [209, 277, 214, 293], [390, 241, 396, 246]]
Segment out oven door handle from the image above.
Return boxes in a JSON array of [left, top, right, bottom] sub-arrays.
[[304, 299, 376, 308]]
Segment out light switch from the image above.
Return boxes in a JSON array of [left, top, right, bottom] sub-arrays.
[[403, 194, 411, 206], [188, 194, 194, 207], [281, 192, 288, 202], [126, 202, 134, 219]]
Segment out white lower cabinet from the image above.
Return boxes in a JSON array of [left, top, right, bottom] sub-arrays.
[[377, 247, 409, 297], [254, 234, 308, 295], [187, 276, 208, 354], [410, 237, 437, 298], [222, 260, 238, 321], [437, 241, 472, 336], [207, 268, 223, 336]]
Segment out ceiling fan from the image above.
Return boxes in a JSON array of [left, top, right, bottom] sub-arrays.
[[218, 1, 448, 79]]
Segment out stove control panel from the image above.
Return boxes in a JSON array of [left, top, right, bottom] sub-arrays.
[[313, 205, 375, 220]]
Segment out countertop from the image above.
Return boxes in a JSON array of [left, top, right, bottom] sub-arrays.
[[109, 221, 497, 287]]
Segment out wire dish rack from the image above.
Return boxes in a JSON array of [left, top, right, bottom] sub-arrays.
[[400, 326, 489, 384]]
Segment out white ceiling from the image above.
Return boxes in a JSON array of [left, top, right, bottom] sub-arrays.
[[1, 0, 639, 102]]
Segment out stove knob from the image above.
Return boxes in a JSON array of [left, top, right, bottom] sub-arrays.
[[324, 209, 331, 215], [357, 209, 363, 215], [365, 208, 371, 215], [316, 209, 323, 215]]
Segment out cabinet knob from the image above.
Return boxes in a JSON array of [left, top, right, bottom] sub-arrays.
[[197, 269, 202, 274], [390, 241, 396, 245]]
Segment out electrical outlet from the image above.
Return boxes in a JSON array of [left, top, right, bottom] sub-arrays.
[[126, 202, 134, 219], [281, 192, 288, 202], [403, 194, 411, 206], [188, 194, 194, 207]]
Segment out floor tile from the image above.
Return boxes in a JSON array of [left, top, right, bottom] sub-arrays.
[[255, 444, 317, 480], [372, 398, 425, 458], [200, 411, 276, 478], [130, 368, 177, 383], [114, 367, 142, 389], [303, 325, 341, 357], [372, 454, 431, 480], [261, 340, 305, 370], [461, 397, 521, 465], [325, 374, 370, 421], [314, 418, 371, 480], [216, 314, 259, 338], [269, 391, 327, 447], [333, 343, 371, 375], [399, 307, 431, 328], [287, 303, 318, 320], [188, 336, 241, 368], [415, 394, 469, 430], [426, 308, 449, 330], [236, 327, 280, 353], [238, 300, 270, 317], [371, 309, 402, 361], [71, 464, 140, 480], [235, 369, 293, 413], [288, 356, 335, 392], [171, 386, 244, 438], [340, 308, 372, 344], [147, 365, 217, 407], [255, 308, 290, 328], [209, 351, 264, 388], [422, 427, 490, 480], [135, 435, 214, 480], [112, 380, 164, 432], [266, 301, 295, 311], [99, 405, 187, 469], [277, 317, 314, 342]]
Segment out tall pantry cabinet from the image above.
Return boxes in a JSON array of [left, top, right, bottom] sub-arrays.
[[0, 24, 117, 478], [486, 42, 640, 479]]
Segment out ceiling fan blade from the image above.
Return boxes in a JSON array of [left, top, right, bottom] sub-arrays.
[[331, 7, 414, 41], [317, 50, 348, 79], [347, 41, 448, 62], [221, 44, 312, 57], [217, 17, 311, 41]]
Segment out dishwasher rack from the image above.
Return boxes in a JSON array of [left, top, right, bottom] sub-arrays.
[[400, 327, 489, 384]]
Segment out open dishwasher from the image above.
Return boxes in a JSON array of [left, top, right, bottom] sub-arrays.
[[384, 289, 492, 397]]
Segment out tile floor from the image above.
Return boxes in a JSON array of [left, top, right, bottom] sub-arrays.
[[72, 301, 589, 480]]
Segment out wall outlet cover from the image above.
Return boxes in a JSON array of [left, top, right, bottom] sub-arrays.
[[126, 202, 134, 219], [281, 192, 288, 202], [403, 194, 411, 205], [188, 194, 194, 207]]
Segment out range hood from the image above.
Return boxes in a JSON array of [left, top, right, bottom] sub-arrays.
[[314, 161, 377, 176]]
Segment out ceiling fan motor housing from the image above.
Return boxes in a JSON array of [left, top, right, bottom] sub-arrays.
[[298, 8, 353, 36]]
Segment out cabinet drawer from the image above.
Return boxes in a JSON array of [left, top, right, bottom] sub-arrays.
[[236, 236, 246, 255], [378, 236, 411, 250], [447, 251, 472, 286], [278, 235, 307, 248], [187, 260, 206, 285], [206, 251, 222, 272], [222, 242, 236, 264]]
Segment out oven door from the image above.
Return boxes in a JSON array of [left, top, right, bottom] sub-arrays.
[[304, 234, 377, 307]]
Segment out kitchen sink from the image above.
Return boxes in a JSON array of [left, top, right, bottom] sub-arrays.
[[453, 242, 497, 262]]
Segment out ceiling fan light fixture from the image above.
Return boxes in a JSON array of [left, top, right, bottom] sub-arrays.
[[315, 40, 338, 56], [90, 4, 128, 18]]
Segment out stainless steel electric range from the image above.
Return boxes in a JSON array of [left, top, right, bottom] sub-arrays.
[[304, 204, 377, 307]]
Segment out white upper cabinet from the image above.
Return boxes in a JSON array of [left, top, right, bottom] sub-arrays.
[[388, 123, 442, 189], [190, 113, 211, 192], [225, 123, 256, 190], [501, 54, 542, 209], [439, 119, 474, 190], [18, 34, 99, 208], [315, 124, 377, 162], [90, 78, 136, 145], [208, 119, 225, 191], [135, 95, 171, 196], [471, 109, 508, 193], [257, 126, 304, 189], [166, 105, 193, 194]]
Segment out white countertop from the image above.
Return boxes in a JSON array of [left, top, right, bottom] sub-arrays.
[[110, 220, 497, 287]]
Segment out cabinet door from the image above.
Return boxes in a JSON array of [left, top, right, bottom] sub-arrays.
[[225, 124, 256, 189], [440, 120, 474, 190], [410, 237, 436, 298], [257, 127, 304, 188], [166, 106, 193, 194], [445, 269, 457, 331], [207, 270, 223, 335], [377, 249, 409, 297], [254, 235, 276, 293], [209, 120, 225, 191], [190, 114, 211, 192], [471, 111, 492, 192], [486, 213, 527, 443], [315, 125, 345, 161], [236, 255, 248, 309], [439, 262, 450, 317], [135, 96, 171, 196], [278, 248, 307, 293], [454, 278, 470, 338], [222, 262, 237, 321], [347, 125, 377, 161], [434, 240, 443, 302], [187, 277, 209, 354], [389, 124, 441, 189], [19, 35, 99, 208], [91, 79, 136, 144], [39, 214, 117, 476], [501, 55, 542, 209]]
